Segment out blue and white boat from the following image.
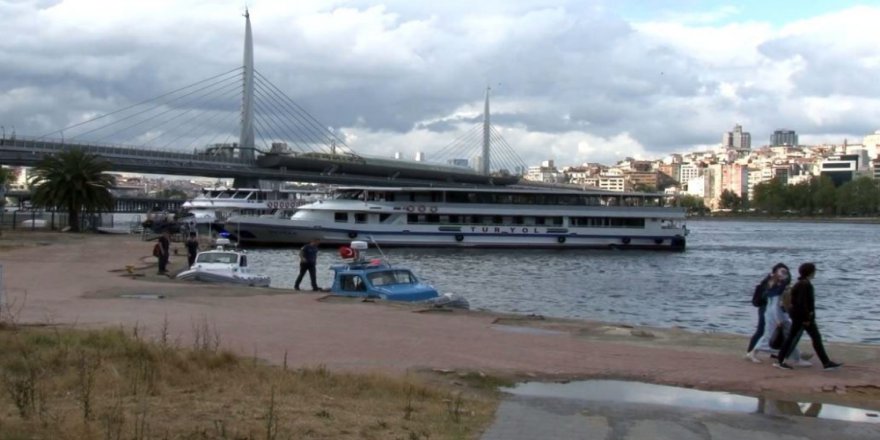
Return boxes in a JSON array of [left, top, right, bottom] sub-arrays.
[[328, 241, 469, 308]]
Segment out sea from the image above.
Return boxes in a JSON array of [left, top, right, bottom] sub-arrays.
[[242, 220, 880, 344]]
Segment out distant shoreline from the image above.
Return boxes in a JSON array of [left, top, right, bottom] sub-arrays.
[[687, 215, 880, 225]]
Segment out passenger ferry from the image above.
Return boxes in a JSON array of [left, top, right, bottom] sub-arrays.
[[181, 186, 324, 225], [225, 186, 688, 250]]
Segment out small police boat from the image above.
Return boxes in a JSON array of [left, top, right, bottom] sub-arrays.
[[175, 237, 270, 287], [329, 240, 469, 309]]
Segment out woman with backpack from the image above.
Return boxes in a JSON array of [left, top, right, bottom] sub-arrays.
[[745, 263, 810, 366]]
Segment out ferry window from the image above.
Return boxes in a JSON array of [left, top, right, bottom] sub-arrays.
[[379, 214, 392, 223], [512, 194, 533, 204], [413, 192, 434, 203], [523, 217, 536, 226], [240, 255, 248, 267], [446, 192, 469, 204], [492, 216, 503, 225], [334, 212, 348, 223], [407, 214, 418, 223], [425, 214, 440, 224], [448, 215, 460, 224], [354, 213, 367, 224], [496, 194, 513, 204], [513, 216, 524, 225], [535, 217, 546, 225], [550, 217, 563, 226], [470, 215, 482, 224]]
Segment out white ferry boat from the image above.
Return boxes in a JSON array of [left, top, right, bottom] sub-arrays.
[[181, 186, 324, 225], [225, 186, 688, 250]]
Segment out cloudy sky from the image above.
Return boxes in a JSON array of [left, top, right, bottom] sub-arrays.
[[1, 0, 879, 168]]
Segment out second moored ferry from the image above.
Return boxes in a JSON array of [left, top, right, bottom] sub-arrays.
[[225, 185, 688, 250]]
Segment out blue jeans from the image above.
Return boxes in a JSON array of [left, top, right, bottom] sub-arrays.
[[747, 305, 765, 352]]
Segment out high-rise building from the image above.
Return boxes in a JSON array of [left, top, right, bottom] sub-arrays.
[[862, 129, 880, 159], [771, 129, 798, 146], [722, 124, 751, 149]]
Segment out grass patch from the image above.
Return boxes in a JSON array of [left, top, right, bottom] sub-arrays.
[[0, 326, 498, 439]]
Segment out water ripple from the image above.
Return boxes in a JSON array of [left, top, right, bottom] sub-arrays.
[[245, 220, 880, 344]]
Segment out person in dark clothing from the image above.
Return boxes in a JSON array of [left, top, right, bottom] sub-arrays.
[[746, 263, 788, 360], [295, 239, 321, 291], [157, 230, 171, 275], [185, 232, 199, 267], [775, 263, 843, 371]]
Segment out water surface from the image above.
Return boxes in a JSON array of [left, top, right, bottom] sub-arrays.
[[245, 220, 880, 344]]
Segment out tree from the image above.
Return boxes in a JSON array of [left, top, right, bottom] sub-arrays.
[[812, 175, 837, 215], [718, 189, 743, 212], [836, 177, 880, 216], [787, 180, 813, 215], [752, 177, 787, 214], [29, 149, 116, 232], [677, 194, 708, 215]]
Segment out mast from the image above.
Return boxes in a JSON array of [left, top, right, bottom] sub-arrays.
[[482, 86, 491, 175], [239, 9, 255, 162]]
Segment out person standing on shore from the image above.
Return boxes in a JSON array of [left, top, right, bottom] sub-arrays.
[[746, 263, 809, 366], [185, 232, 199, 268], [295, 239, 321, 291], [775, 263, 843, 371], [157, 230, 171, 275]]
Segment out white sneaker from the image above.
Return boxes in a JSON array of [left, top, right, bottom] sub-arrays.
[[793, 359, 813, 368], [745, 351, 761, 363]]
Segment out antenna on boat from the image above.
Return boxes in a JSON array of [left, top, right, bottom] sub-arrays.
[[366, 235, 391, 265]]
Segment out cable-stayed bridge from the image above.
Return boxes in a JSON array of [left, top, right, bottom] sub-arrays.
[[0, 12, 526, 188]]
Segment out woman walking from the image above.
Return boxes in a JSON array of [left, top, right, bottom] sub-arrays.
[[746, 263, 809, 366]]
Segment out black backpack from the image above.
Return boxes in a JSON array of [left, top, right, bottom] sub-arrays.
[[751, 276, 770, 307]]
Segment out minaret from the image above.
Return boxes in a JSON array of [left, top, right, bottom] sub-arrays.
[[481, 86, 491, 175], [239, 9, 255, 162]]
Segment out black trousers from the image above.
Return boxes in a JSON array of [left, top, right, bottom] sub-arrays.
[[158, 254, 169, 273], [778, 319, 831, 366], [295, 262, 317, 289]]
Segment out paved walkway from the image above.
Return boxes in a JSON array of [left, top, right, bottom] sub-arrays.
[[482, 394, 880, 440]]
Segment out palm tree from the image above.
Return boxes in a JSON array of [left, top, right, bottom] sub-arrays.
[[29, 149, 116, 232]]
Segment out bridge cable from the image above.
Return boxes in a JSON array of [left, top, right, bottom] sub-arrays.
[[136, 76, 244, 148], [38, 67, 243, 140], [76, 70, 243, 143], [253, 75, 343, 155]]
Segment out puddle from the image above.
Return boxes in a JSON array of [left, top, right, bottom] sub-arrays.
[[491, 325, 567, 336], [503, 380, 880, 424], [120, 294, 165, 300]]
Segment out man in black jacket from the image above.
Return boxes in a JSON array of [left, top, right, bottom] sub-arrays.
[[775, 263, 843, 371]]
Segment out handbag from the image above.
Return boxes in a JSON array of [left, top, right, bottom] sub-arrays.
[[769, 326, 785, 350]]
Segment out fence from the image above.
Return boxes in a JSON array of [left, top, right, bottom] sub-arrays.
[[0, 210, 110, 232]]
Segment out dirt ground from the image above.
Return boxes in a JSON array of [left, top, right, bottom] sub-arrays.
[[2, 231, 879, 409]]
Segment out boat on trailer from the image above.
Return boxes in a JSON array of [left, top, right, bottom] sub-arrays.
[[226, 185, 688, 250]]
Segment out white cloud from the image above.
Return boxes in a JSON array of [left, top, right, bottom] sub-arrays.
[[0, 0, 878, 170]]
